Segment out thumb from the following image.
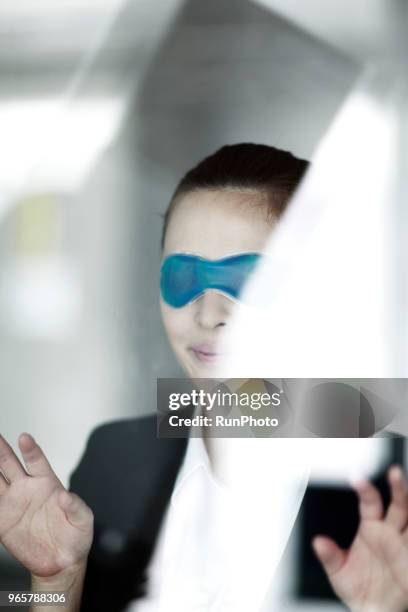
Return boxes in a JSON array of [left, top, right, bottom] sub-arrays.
[[59, 490, 93, 529], [312, 535, 347, 578]]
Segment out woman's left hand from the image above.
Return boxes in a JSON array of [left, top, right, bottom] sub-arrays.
[[312, 465, 408, 612]]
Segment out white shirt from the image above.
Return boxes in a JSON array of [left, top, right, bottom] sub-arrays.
[[126, 435, 227, 612], [126, 437, 309, 612]]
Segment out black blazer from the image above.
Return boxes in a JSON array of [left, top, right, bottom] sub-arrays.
[[69, 416, 188, 612]]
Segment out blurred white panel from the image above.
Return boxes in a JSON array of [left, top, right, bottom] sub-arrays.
[[220, 69, 400, 380], [0, 97, 125, 198], [0, 0, 126, 67], [0, 255, 81, 339], [210, 436, 310, 611], [0, 0, 182, 65], [0, 0, 117, 16], [217, 69, 402, 492], [309, 438, 387, 484]]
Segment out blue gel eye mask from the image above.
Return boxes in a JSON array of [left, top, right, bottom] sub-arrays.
[[160, 252, 262, 308]]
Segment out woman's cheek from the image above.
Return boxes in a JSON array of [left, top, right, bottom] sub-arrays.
[[160, 300, 178, 340], [161, 302, 193, 350], [173, 308, 195, 348]]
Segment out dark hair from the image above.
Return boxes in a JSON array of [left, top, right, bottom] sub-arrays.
[[161, 143, 309, 248]]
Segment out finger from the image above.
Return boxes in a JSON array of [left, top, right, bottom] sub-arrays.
[[0, 434, 27, 482], [312, 536, 347, 577], [18, 433, 60, 482], [385, 465, 408, 531], [0, 470, 8, 494], [379, 525, 408, 594], [353, 479, 384, 521], [59, 491, 93, 530]]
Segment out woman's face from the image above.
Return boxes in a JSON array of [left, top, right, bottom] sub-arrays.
[[160, 189, 275, 377]]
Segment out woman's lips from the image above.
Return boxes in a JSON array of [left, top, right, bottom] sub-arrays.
[[189, 345, 222, 363]]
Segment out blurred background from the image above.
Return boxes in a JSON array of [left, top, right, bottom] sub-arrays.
[[0, 0, 407, 609]]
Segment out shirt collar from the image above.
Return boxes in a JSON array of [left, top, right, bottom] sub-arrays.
[[171, 435, 211, 505]]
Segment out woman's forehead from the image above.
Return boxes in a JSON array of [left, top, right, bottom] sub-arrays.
[[163, 189, 275, 258]]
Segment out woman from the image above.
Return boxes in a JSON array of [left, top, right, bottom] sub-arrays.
[[0, 143, 407, 612]]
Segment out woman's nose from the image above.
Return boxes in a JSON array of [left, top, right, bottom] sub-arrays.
[[194, 290, 233, 329]]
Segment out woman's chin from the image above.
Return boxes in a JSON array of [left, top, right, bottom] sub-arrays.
[[182, 353, 221, 378]]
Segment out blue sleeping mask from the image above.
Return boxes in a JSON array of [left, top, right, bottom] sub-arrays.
[[160, 252, 262, 308]]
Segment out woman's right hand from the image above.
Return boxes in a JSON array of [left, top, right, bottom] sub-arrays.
[[0, 432, 93, 580]]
